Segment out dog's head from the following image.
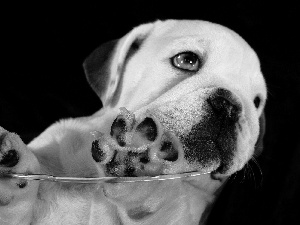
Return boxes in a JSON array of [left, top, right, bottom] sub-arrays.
[[83, 19, 266, 224], [84, 20, 266, 179]]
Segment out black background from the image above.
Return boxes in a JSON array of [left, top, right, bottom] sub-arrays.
[[1, 2, 300, 225]]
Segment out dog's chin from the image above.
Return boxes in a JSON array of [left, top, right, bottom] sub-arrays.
[[101, 172, 223, 212]]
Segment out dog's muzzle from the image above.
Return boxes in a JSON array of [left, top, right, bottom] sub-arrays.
[[92, 88, 242, 176]]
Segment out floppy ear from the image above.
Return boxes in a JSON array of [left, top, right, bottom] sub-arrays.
[[83, 22, 156, 108], [254, 111, 266, 156]]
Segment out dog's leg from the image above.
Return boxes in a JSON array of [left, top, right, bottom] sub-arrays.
[[0, 127, 40, 225], [27, 119, 100, 178]]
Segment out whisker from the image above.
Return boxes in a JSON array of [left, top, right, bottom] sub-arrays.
[[241, 163, 249, 184], [248, 162, 257, 187], [230, 156, 263, 189], [228, 171, 238, 181], [249, 156, 263, 188]]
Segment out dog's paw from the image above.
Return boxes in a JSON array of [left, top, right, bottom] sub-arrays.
[[0, 127, 40, 207], [0, 127, 39, 173], [0, 129, 21, 169]]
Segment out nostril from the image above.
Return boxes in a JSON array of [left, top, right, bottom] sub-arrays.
[[208, 90, 241, 122], [209, 97, 239, 118], [136, 117, 158, 142]]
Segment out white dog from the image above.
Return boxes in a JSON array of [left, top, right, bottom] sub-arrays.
[[0, 20, 266, 225]]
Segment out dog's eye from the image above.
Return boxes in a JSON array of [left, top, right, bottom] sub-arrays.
[[171, 52, 201, 72]]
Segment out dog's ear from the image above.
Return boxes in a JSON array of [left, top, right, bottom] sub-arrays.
[[83, 22, 156, 107], [254, 111, 266, 156], [83, 39, 118, 107]]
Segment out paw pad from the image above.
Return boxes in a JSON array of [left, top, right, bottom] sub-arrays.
[[0, 149, 19, 167], [0, 132, 20, 168]]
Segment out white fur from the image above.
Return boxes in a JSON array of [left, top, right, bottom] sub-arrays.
[[0, 20, 266, 225]]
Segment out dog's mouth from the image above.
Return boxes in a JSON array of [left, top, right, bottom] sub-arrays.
[[92, 89, 242, 178]]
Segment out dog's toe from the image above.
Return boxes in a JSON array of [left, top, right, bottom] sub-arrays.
[[0, 127, 40, 174]]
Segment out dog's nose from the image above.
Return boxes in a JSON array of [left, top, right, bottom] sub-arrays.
[[207, 88, 242, 123]]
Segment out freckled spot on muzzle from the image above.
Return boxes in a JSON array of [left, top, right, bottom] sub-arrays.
[[182, 135, 219, 165]]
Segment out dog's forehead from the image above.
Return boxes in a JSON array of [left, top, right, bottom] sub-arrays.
[[139, 20, 259, 72], [149, 20, 248, 51]]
